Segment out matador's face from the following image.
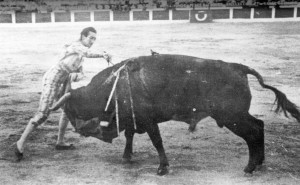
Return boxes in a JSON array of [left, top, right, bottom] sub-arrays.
[[81, 31, 97, 48]]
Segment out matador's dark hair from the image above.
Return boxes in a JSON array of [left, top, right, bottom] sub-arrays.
[[80, 27, 97, 40]]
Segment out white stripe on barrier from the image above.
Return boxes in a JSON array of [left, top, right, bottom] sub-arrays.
[[12, 11, 16, 24], [250, 8, 254, 19], [109, 10, 113, 21], [230, 8, 233, 19], [272, 7, 275, 19], [149, 10, 153, 21], [31, 12, 36, 23], [70, 12, 75, 22], [91, 11, 95, 22]]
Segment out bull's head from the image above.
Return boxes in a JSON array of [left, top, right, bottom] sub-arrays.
[[50, 82, 120, 143], [50, 59, 140, 142]]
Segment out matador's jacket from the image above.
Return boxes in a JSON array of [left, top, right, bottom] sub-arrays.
[[31, 41, 92, 125]]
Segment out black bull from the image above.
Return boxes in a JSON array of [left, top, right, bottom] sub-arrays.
[[52, 54, 300, 175]]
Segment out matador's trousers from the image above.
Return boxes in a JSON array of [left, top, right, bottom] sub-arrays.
[[31, 64, 71, 125]]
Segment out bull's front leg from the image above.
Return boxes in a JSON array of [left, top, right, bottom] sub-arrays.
[[122, 129, 134, 163], [146, 123, 169, 175]]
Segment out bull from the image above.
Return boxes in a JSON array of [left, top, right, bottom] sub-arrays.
[[51, 54, 300, 175]]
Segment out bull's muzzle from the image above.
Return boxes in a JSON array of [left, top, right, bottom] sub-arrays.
[[72, 117, 118, 143]]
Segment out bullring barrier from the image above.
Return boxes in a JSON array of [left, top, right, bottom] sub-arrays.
[[0, 6, 299, 24]]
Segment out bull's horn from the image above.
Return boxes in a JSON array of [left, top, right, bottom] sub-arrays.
[[50, 92, 71, 111]]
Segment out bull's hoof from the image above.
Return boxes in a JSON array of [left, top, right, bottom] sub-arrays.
[[258, 156, 265, 165], [255, 164, 264, 171], [157, 166, 169, 176], [243, 164, 256, 174], [122, 151, 133, 164], [14, 144, 23, 162], [122, 157, 132, 164]]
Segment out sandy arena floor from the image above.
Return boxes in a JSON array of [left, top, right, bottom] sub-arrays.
[[0, 21, 300, 185]]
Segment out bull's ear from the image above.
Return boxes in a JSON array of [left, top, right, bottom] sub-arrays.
[[126, 60, 140, 72]]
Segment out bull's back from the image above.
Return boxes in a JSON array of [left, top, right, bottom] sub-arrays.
[[135, 55, 252, 116]]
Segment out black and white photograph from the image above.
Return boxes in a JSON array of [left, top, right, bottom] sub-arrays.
[[0, 0, 299, 184]]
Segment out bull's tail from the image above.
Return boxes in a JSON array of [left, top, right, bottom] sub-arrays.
[[234, 63, 300, 123]]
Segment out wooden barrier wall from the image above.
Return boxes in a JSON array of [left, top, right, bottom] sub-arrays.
[[0, 7, 299, 24]]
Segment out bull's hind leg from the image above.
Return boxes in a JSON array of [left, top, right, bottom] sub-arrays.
[[214, 113, 265, 174], [246, 115, 265, 167]]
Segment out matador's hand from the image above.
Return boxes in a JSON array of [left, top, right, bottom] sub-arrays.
[[103, 51, 112, 64]]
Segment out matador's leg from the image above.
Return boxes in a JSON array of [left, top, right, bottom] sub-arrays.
[[15, 78, 58, 160], [55, 75, 75, 150]]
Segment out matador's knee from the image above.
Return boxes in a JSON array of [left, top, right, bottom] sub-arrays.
[[31, 112, 48, 126]]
